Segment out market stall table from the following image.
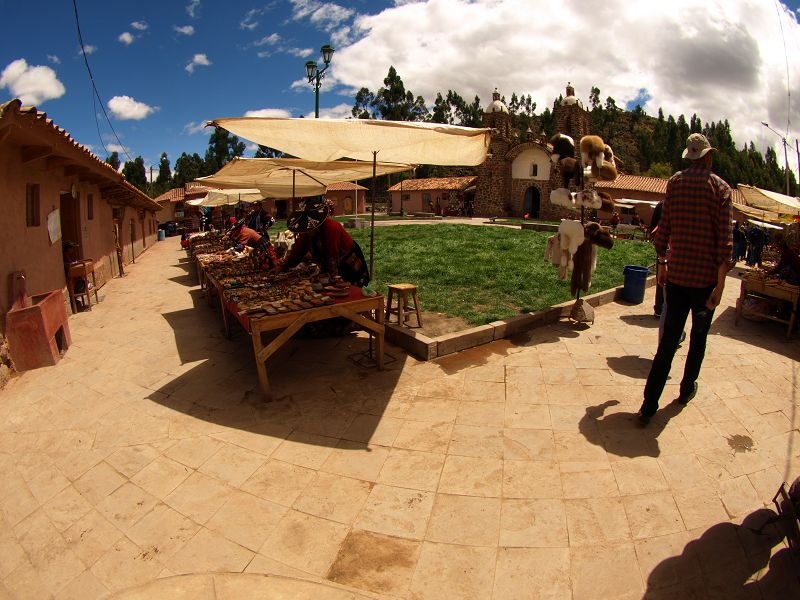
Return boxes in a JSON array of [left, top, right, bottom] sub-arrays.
[[735, 275, 799, 338], [226, 286, 385, 399]]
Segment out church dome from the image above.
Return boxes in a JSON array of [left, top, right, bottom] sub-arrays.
[[486, 88, 509, 114], [560, 83, 583, 108]]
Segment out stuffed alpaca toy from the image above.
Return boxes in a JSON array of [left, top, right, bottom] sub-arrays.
[[550, 188, 575, 209], [558, 219, 585, 279], [597, 191, 616, 214], [550, 134, 580, 189], [590, 144, 618, 181], [570, 222, 614, 295], [575, 189, 601, 209], [580, 135, 606, 168], [544, 234, 561, 267]]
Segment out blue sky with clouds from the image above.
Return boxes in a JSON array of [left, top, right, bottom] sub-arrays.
[[2, 0, 800, 179]]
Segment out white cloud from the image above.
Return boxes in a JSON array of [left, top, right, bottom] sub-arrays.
[[79, 44, 97, 56], [246, 143, 259, 152], [174, 25, 195, 35], [187, 0, 201, 18], [241, 8, 263, 30], [289, 47, 314, 58], [131, 21, 148, 31], [316, 102, 353, 119], [183, 121, 208, 134], [290, 0, 354, 31], [185, 53, 211, 73], [244, 108, 293, 118], [118, 32, 134, 45], [47, 54, 60, 65], [257, 51, 272, 59], [327, 0, 800, 172], [107, 143, 129, 154], [107, 95, 157, 120], [0, 59, 65, 105], [254, 33, 281, 47]]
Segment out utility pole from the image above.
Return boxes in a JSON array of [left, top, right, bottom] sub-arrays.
[[149, 165, 154, 198]]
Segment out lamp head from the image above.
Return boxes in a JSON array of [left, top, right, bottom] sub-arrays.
[[321, 44, 334, 65], [305, 60, 317, 80], [761, 121, 769, 128]]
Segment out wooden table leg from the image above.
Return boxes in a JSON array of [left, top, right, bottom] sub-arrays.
[[250, 328, 271, 400], [218, 287, 230, 339], [375, 297, 385, 369], [787, 296, 798, 339], [385, 289, 394, 323]]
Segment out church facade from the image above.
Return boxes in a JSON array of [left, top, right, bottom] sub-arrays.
[[475, 84, 589, 220]]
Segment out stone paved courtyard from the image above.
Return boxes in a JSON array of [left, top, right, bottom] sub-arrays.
[[1, 238, 798, 599]]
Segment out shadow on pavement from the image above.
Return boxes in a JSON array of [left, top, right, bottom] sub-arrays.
[[606, 355, 652, 379], [155, 290, 408, 448], [579, 400, 685, 458], [619, 313, 660, 329], [644, 507, 800, 598]]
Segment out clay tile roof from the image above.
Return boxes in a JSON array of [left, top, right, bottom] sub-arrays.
[[0, 99, 161, 212], [387, 176, 478, 192], [326, 182, 368, 191], [595, 173, 668, 194]]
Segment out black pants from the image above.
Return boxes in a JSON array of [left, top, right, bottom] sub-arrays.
[[641, 282, 715, 417]]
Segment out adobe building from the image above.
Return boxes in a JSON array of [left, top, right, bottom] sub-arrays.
[[387, 176, 477, 215], [475, 84, 591, 219], [0, 99, 161, 327], [325, 182, 367, 216]]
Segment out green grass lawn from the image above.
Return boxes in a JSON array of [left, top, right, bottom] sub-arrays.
[[346, 224, 655, 325]]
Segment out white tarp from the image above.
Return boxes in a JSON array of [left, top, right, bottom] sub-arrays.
[[197, 157, 413, 197], [747, 218, 785, 230], [207, 118, 492, 166], [738, 184, 800, 215], [187, 188, 264, 207]]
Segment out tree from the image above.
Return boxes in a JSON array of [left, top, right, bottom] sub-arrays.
[[153, 152, 173, 196], [429, 92, 453, 124], [254, 145, 284, 158], [204, 126, 245, 174], [105, 151, 121, 171], [122, 156, 147, 192], [589, 87, 601, 111], [351, 87, 375, 119], [173, 152, 207, 188]]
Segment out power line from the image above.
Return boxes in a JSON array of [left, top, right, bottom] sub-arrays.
[[773, 0, 791, 137], [71, 0, 134, 164]]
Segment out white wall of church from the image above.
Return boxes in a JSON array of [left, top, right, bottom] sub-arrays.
[[511, 149, 551, 181]]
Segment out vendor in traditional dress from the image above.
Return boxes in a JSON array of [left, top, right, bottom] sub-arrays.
[[281, 198, 370, 287], [225, 218, 280, 271]]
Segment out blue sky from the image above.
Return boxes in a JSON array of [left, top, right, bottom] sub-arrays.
[[2, 0, 800, 179]]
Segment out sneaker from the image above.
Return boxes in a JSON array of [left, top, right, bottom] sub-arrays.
[[637, 411, 651, 427], [677, 382, 698, 405]]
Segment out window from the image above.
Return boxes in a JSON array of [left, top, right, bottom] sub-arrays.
[[26, 184, 40, 226], [530, 163, 538, 177], [87, 193, 94, 220]]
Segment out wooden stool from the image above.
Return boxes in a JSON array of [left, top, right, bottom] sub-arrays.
[[67, 260, 98, 314], [386, 283, 422, 327]]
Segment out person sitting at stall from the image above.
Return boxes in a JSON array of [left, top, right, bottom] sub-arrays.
[[247, 202, 276, 238], [281, 197, 370, 287], [62, 241, 86, 295], [225, 219, 280, 271]]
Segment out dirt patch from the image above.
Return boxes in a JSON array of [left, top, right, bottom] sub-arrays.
[[404, 310, 471, 337], [0, 334, 14, 389], [328, 529, 420, 596]]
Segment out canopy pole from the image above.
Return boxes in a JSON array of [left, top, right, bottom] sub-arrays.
[[369, 150, 377, 279], [292, 170, 296, 208]]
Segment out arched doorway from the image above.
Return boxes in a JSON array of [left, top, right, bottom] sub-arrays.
[[523, 186, 541, 219]]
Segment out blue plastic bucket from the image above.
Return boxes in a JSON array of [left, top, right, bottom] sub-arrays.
[[622, 265, 650, 304], [157, 229, 166, 241]]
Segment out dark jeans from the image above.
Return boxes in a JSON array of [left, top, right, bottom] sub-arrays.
[[654, 284, 664, 315], [641, 282, 715, 417]]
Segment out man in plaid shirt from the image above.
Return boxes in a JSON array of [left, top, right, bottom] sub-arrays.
[[638, 133, 733, 426]]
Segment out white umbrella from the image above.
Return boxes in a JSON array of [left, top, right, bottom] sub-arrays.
[[190, 188, 265, 207]]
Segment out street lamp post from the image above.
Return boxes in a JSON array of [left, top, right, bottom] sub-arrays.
[[761, 121, 791, 196], [305, 44, 334, 118]]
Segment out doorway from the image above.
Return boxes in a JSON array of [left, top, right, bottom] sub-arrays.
[[275, 200, 288, 219], [523, 186, 541, 219], [60, 192, 81, 255]]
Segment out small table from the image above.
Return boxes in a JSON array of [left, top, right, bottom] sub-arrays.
[[735, 277, 799, 338], [67, 260, 98, 313], [227, 289, 385, 399]]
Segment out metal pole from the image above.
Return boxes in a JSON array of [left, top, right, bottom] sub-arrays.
[[314, 73, 320, 119], [782, 138, 790, 196], [369, 151, 377, 278]]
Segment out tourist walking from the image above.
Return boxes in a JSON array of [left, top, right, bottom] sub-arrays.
[[638, 133, 733, 426]]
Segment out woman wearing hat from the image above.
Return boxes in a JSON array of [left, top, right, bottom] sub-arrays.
[[225, 219, 280, 271], [281, 198, 370, 287]]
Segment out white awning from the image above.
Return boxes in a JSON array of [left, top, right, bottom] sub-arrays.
[[189, 188, 265, 207], [738, 184, 800, 215], [617, 198, 660, 207], [197, 157, 413, 198], [207, 117, 492, 166], [747, 218, 785, 230]]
